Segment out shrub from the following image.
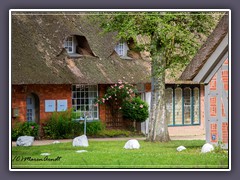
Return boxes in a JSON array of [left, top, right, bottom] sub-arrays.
[[43, 109, 105, 139], [84, 121, 105, 136], [43, 110, 73, 139], [12, 122, 39, 141], [122, 97, 149, 122]]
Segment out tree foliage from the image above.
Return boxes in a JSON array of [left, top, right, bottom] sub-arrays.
[[98, 12, 221, 73], [92, 11, 223, 142]]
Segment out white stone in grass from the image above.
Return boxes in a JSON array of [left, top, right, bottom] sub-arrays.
[[40, 153, 51, 156], [16, 136, 34, 146], [201, 143, 214, 153], [76, 150, 88, 153], [124, 139, 140, 149], [52, 141, 60, 144], [72, 135, 89, 147], [176, 146, 186, 152]]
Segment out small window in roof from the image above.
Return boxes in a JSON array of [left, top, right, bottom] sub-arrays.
[[64, 35, 94, 57], [114, 39, 131, 59]]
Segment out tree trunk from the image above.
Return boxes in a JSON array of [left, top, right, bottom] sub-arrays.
[[147, 52, 171, 142]]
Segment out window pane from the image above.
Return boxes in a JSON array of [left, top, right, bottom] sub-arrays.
[[193, 88, 200, 124], [184, 88, 191, 125], [115, 41, 124, 56], [175, 88, 182, 125], [72, 85, 98, 120], [165, 88, 173, 125], [72, 92, 77, 98], [64, 36, 73, 53]]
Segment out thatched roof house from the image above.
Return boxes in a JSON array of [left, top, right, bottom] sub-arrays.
[[12, 12, 151, 85]]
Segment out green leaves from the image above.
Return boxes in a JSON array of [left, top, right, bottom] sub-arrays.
[[94, 11, 222, 76], [122, 97, 149, 123]]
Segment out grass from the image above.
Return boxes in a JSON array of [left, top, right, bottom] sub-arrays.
[[11, 140, 229, 169]]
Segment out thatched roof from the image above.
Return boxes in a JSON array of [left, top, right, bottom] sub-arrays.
[[180, 14, 229, 81], [11, 12, 151, 85]]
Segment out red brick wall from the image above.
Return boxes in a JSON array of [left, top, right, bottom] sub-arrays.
[[98, 84, 107, 123], [209, 74, 217, 90], [210, 97, 217, 117], [222, 122, 228, 144], [222, 70, 228, 91], [12, 84, 72, 124]]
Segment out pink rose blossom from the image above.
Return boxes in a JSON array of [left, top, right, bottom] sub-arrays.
[[31, 126, 34, 129], [115, 84, 117, 86], [94, 103, 98, 107], [140, 104, 143, 108], [109, 96, 112, 99]]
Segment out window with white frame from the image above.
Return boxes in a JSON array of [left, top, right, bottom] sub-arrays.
[[114, 40, 129, 57], [166, 86, 200, 126], [72, 85, 98, 120], [115, 41, 124, 56], [64, 36, 74, 53]]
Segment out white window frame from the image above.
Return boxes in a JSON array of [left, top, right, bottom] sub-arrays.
[[72, 84, 99, 121], [114, 40, 129, 57], [64, 36, 74, 53]]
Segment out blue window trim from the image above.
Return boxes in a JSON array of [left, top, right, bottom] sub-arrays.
[[166, 85, 201, 127]]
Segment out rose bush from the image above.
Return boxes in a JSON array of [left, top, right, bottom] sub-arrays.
[[122, 97, 149, 123]]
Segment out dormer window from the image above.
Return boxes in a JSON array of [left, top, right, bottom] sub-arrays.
[[64, 35, 94, 57], [114, 40, 129, 58]]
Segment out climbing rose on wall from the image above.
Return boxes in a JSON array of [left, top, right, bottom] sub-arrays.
[[96, 80, 138, 121], [96, 80, 137, 106]]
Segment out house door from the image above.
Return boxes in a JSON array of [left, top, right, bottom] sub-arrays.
[[141, 92, 151, 134], [26, 93, 40, 123]]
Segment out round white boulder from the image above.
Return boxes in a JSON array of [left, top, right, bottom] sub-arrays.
[[73, 135, 89, 147], [201, 143, 214, 153], [16, 136, 34, 146], [124, 139, 140, 149]]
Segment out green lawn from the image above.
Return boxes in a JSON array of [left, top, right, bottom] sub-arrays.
[[11, 140, 228, 169]]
